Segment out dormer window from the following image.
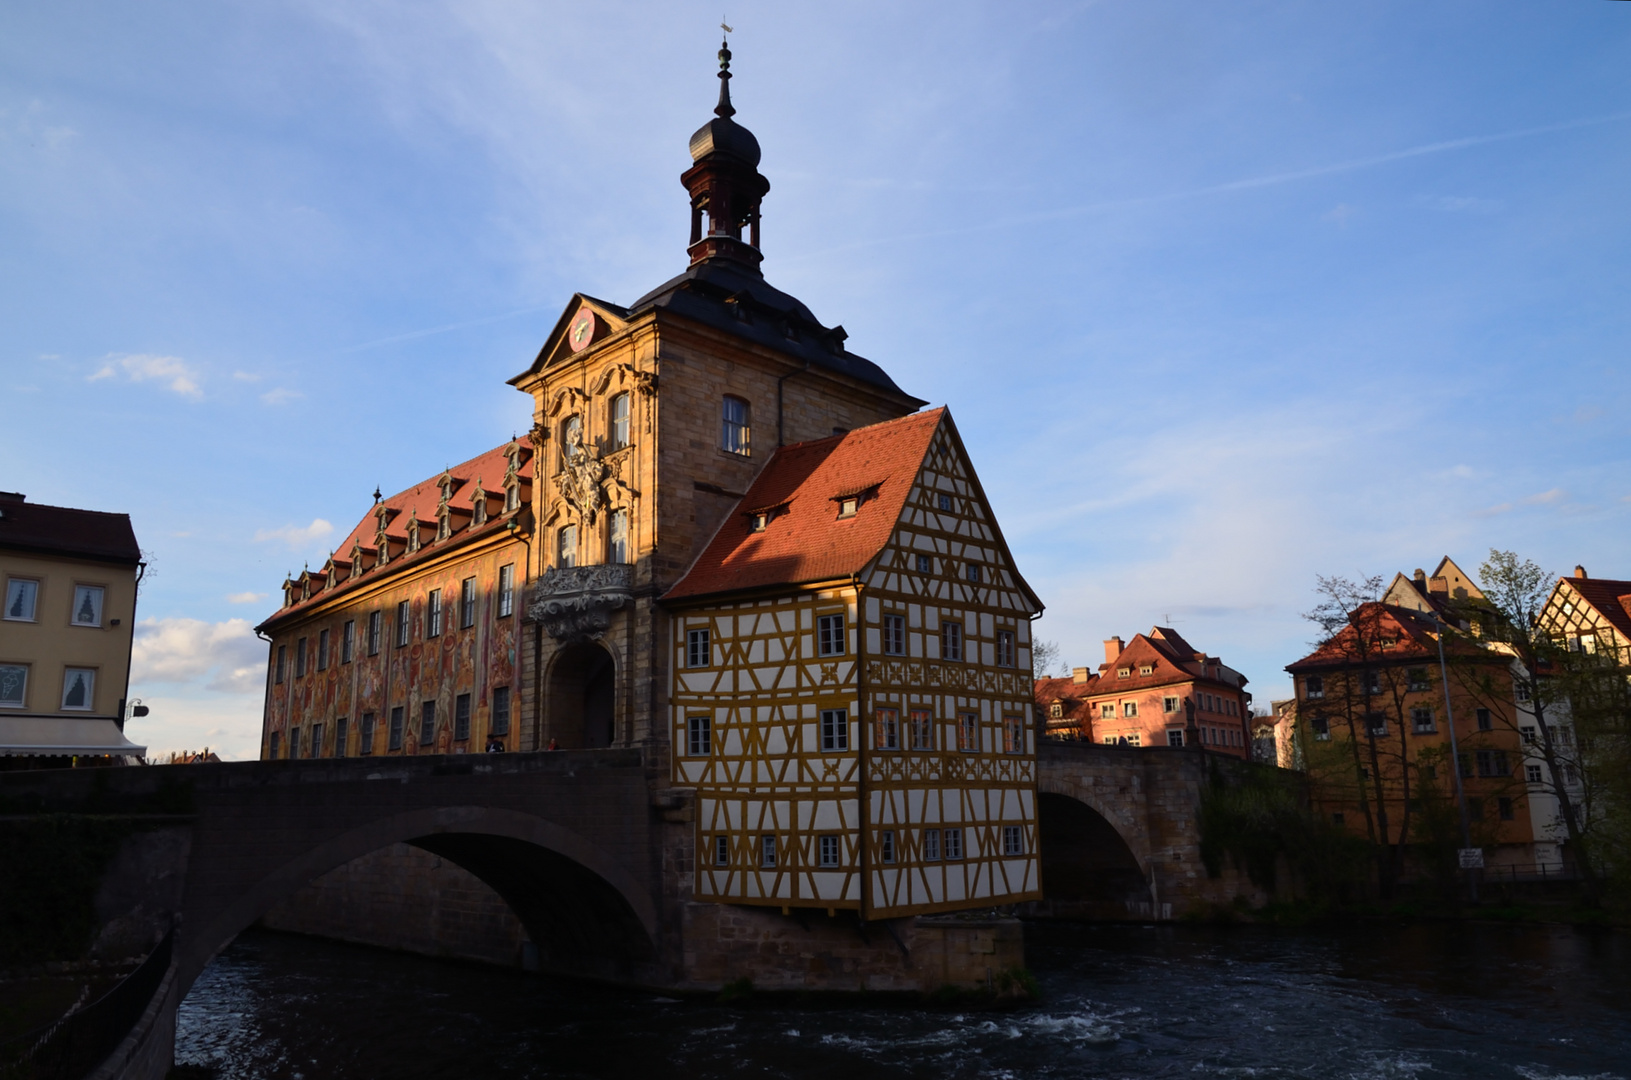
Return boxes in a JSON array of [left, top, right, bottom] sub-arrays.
[[470, 481, 488, 527], [407, 514, 421, 554], [1049, 703, 1063, 719], [1139, 664, 1153, 676], [505, 479, 520, 512], [838, 498, 858, 519], [436, 508, 451, 542], [1117, 667, 1130, 678], [751, 513, 768, 533]]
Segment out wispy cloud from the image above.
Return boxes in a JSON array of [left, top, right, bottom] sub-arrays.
[[1416, 195, 1502, 214], [232, 371, 262, 382], [226, 591, 267, 604], [88, 353, 203, 399], [1523, 488, 1566, 506], [260, 387, 302, 405], [254, 518, 334, 548]]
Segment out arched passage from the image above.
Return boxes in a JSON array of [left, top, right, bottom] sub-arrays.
[[548, 642, 616, 749], [1037, 792, 1151, 917], [178, 806, 658, 1000]]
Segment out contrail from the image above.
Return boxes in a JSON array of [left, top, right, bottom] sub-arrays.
[[331, 302, 553, 355]]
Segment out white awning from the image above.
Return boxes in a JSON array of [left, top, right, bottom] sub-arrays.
[[0, 716, 148, 757]]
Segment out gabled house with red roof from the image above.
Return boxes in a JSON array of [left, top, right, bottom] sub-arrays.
[[1034, 627, 1252, 755], [663, 408, 1044, 918]]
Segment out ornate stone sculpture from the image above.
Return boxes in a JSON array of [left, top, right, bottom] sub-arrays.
[[528, 564, 633, 642], [554, 427, 610, 524]]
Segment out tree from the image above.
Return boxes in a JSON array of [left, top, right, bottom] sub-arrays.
[[1031, 638, 1063, 678]]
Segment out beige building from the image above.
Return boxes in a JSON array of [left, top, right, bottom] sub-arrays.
[[0, 491, 147, 764]]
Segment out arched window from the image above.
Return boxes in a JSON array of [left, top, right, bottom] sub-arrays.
[[561, 414, 583, 460], [609, 393, 630, 451], [608, 509, 629, 564], [558, 525, 578, 568], [721, 396, 750, 456]]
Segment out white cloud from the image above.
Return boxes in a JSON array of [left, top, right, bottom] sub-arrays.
[[131, 616, 266, 695], [260, 387, 302, 405], [1418, 195, 1502, 214], [254, 518, 334, 548], [1523, 488, 1566, 506], [88, 353, 203, 399], [226, 591, 267, 604], [232, 371, 262, 382]]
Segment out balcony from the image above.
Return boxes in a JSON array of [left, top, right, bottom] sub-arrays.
[[527, 564, 633, 642]]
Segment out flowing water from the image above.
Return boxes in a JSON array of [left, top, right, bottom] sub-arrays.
[[175, 921, 1631, 1079]]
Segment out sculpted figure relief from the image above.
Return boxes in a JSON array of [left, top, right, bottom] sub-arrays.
[[555, 424, 610, 524]]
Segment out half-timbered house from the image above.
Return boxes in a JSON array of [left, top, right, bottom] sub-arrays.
[[664, 408, 1044, 917]]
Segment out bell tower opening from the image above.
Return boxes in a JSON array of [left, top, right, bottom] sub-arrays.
[[548, 642, 616, 749]]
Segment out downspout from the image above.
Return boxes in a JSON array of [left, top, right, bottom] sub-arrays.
[[118, 560, 146, 735], [255, 625, 274, 760], [853, 574, 870, 922], [776, 361, 812, 448]]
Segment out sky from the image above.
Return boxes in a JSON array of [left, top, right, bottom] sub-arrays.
[[3, 2, 1628, 760]]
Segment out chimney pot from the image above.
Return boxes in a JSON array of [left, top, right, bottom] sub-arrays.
[[1104, 636, 1124, 664], [1576, 565, 1588, 579], [1413, 569, 1426, 583], [1072, 666, 1091, 684]]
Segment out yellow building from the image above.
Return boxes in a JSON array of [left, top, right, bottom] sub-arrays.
[[0, 491, 147, 764], [664, 409, 1044, 917]]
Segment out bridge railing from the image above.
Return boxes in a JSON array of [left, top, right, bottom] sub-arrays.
[[0, 929, 172, 1080]]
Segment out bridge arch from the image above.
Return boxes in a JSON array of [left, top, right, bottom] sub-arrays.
[[179, 805, 657, 993], [1036, 776, 1156, 917]]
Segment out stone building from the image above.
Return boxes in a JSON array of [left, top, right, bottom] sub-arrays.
[[1034, 627, 1253, 756], [1, 491, 147, 765]]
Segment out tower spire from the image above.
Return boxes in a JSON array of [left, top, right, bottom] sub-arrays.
[[715, 35, 735, 119], [682, 31, 770, 273]]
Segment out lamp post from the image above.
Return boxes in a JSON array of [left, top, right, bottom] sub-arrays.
[[1431, 612, 1479, 903]]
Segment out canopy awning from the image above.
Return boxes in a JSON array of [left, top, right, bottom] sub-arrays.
[[0, 716, 148, 757]]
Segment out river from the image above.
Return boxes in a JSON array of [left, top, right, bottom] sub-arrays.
[[175, 921, 1631, 1079]]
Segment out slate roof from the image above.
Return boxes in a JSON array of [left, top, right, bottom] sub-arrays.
[[664, 409, 946, 601], [0, 493, 140, 565], [1561, 575, 1631, 641]]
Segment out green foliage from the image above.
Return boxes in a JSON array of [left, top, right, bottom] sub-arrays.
[[991, 967, 1039, 1002], [0, 816, 138, 967], [1197, 762, 1370, 902]]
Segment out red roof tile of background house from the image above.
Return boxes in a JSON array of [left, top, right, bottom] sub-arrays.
[[0, 493, 140, 565], [1561, 575, 1631, 642], [664, 409, 946, 601]]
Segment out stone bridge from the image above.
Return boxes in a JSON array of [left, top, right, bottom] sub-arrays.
[[1, 744, 1273, 1079]]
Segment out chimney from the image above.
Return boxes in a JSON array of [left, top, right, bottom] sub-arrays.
[[1428, 575, 1449, 596], [1104, 636, 1124, 664], [1072, 666, 1092, 685], [0, 492, 25, 502], [1576, 565, 1588, 579]]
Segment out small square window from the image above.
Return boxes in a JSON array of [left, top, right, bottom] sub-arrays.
[[4, 579, 38, 622], [819, 834, 840, 868], [1100, 703, 1115, 719], [838, 498, 858, 518], [1168, 729, 1185, 747], [966, 563, 981, 583], [883, 614, 906, 656], [1305, 675, 1324, 699], [818, 614, 846, 657], [821, 708, 850, 752], [1139, 665, 1153, 676], [1526, 764, 1543, 784], [922, 828, 941, 861], [71, 585, 104, 627], [1116, 667, 1130, 678], [1411, 707, 1435, 733], [687, 628, 711, 668], [915, 553, 932, 573], [937, 493, 953, 512], [1519, 725, 1535, 744], [687, 715, 712, 756], [943, 827, 963, 860], [1122, 701, 1138, 718], [61, 667, 95, 711], [1163, 696, 1180, 713]]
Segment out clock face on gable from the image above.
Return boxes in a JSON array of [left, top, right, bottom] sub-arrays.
[[567, 308, 599, 353]]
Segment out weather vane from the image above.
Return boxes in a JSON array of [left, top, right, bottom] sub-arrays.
[[721, 16, 733, 35]]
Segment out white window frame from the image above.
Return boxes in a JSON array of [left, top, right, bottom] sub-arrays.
[[498, 564, 515, 618], [821, 708, 849, 752], [883, 614, 906, 656], [686, 628, 711, 668], [558, 525, 578, 569], [722, 396, 751, 456], [760, 834, 776, 868], [922, 828, 941, 861], [610, 392, 631, 450], [0, 663, 28, 708], [71, 584, 104, 628], [61, 667, 96, 711], [996, 629, 1015, 667], [4, 578, 39, 622], [1003, 825, 1023, 856], [943, 827, 963, 861], [818, 614, 846, 657], [819, 834, 841, 867], [940, 621, 962, 662], [687, 714, 711, 756]]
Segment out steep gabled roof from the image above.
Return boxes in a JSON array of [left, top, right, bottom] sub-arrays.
[[1284, 602, 1489, 673], [664, 409, 944, 601], [0, 494, 140, 565], [1559, 574, 1631, 642]]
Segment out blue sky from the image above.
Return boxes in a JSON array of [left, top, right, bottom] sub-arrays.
[[4, 2, 1628, 759]]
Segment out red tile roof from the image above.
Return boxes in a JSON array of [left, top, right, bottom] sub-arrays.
[[664, 409, 946, 601], [1561, 575, 1631, 642], [1284, 602, 1490, 672], [0, 493, 140, 565]]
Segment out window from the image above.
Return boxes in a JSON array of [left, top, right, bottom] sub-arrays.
[[943, 828, 963, 860], [818, 614, 846, 656], [715, 835, 730, 866], [295, 638, 308, 678], [1476, 708, 1492, 731], [966, 563, 981, 583], [937, 493, 953, 512], [0, 664, 27, 708], [940, 621, 962, 662], [922, 828, 941, 861], [910, 709, 934, 751], [1305, 675, 1324, 699], [1163, 696, 1180, 713], [820, 835, 841, 868], [275, 645, 286, 684], [1117, 668, 1130, 679], [1049, 703, 1063, 719], [821, 708, 849, 752], [396, 601, 410, 647], [1519, 725, 1535, 745], [4, 579, 38, 621], [498, 565, 515, 618], [367, 611, 382, 655], [608, 509, 629, 564], [1411, 707, 1435, 733], [1003, 715, 1024, 754], [1498, 797, 1515, 821], [722, 396, 751, 455], [996, 629, 1015, 667], [359, 712, 375, 755], [1099, 703, 1114, 719], [1139, 665, 1154, 676], [420, 701, 436, 747], [874, 708, 899, 750], [1526, 764, 1543, 784], [71, 585, 104, 627], [317, 629, 330, 671], [561, 414, 582, 454], [957, 711, 978, 751], [883, 614, 906, 656], [558, 525, 578, 568], [491, 687, 511, 736], [1365, 712, 1387, 737], [342, 620, 355, 664], [1408, 668, 1431, 691], [454, 693, 471, 741], [1122, 701, 1138, 718], [1003, 825, 1023, 856], [388, 707, 404, 751], [916, 553, 932, 573], [268, 731, 280, 760], [1363, 672, 1381, 695], [750, 513, 767, 533], [1514, 680, 1531, 702], [334, 717, 348, 758], [880, 830, 897, 864], [460, 578, 476, 629], [289, 727, 300, 759], [760, 834, 776, 868], [308, 722, 323, 758], [687, 715, 712, 756], [686, 628, 711, 668], [1311, 714, 1330, 741], [427, 590, 442, 638], [837, 498, 858, 519], [1168, 729, 1185, 747], [609, 392, 631, 450], [1476, 750, 1510, 778]]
